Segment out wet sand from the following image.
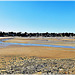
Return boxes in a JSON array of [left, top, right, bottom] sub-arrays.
[[4, 37, 75, 46]]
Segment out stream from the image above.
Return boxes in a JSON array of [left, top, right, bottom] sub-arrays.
[[0, 38, 75, 49]]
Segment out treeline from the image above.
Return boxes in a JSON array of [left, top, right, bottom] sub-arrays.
[[0, 31, 75, 37]]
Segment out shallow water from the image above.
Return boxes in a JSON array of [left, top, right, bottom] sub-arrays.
[[0, 38, 75, 49]]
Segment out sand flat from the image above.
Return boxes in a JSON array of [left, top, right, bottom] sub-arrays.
[[1, 37, 75, 59], [0, 45, 75, 59], [4, 37, 75, 46]]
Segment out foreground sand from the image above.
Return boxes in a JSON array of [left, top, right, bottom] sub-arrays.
[[0, 45, 75, 59], [0, 45, 75, 74]]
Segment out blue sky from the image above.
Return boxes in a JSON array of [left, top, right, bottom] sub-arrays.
[[0, 1, 75, 33]]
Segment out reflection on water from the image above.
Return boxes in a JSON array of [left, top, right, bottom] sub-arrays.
[[0, 38, 75, 49]]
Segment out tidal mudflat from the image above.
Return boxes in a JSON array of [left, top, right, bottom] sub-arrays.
[[0, 37, 75, 74], [4, 37, 75, 46]]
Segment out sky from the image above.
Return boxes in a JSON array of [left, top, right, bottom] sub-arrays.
[[0, 1, 75, 33]]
